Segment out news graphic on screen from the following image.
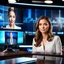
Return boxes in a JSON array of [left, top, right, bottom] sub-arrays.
[[23, 8, 64, 35], [0, 30, 23, 45], [0, 5, 23, 30]]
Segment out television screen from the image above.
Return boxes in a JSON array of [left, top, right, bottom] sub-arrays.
[[0, 4, 23, 30], [23, 7, 64, 35], [0, 30, 23, 45]]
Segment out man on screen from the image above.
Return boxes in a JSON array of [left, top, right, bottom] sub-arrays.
[[6, 32, 16, 45]]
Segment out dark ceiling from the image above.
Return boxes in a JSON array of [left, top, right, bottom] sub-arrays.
[[16, 0, 64, 6], [0, 0, 64, 6]]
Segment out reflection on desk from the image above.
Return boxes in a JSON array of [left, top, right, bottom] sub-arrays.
[[0, 51, 64, 64], [0, 56, 64, 64], [33, 55, 62, 64], [0, 57, 37, 64]]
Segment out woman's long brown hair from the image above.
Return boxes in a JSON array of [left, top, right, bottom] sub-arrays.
[[34, 16, 54, 47]]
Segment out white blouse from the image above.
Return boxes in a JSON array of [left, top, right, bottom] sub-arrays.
[[6, 24, 21, 29], [32, 35, 62, 54]]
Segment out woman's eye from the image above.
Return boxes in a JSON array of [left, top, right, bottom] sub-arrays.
[[9, 16, 12, 17], [44, 23, 47, 25], [39, 23, 48, 26], [13, 16, 15, 18]]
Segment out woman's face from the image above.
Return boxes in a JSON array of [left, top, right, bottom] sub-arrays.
[[39, 19, 50, 34], [9, 11, 16, 26]]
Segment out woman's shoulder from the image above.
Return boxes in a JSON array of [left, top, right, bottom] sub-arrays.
[[6, 25, 9, 28], [54, 35, 60, 40], [33, 38, 35, 41], [32, 38, 36, 44], [15, 25, 21, 29], [54, 35, 59, 38]]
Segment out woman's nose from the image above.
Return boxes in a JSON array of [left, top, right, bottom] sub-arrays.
[[42, 25, 44, 28]]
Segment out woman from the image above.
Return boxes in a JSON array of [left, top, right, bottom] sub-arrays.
[[6, 7, 21, 29], [32, 16, 62, 55]]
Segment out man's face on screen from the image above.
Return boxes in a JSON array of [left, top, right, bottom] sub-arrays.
[[9, 11, 16, 26], [10, 32, 13, 39]]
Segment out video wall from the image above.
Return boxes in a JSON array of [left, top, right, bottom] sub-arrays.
[[0, 5, 24, 45], [0, 4, 64, 46]]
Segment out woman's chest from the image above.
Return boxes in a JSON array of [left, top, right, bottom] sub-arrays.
[[36, 41, 55, 52]]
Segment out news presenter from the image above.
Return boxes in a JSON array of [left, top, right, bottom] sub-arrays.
[[32, 16, 62, 55]]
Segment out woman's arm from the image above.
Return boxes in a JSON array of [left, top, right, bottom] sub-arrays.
[[55, 36, 62, 55]]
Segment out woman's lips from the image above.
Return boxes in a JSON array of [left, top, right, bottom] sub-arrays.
[[10, 21, 13, 23]]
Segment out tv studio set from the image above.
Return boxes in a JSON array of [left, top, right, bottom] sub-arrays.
[[0, 0, 64, 64]]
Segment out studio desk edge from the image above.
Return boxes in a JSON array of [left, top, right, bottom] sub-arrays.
[[0, 51, 64, 60]]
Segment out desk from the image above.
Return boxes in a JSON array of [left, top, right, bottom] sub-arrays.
[[0, 51, 64, 64], [0, 55, 64, 64], [0, 51, 32, 60], [0, 51, 64, 60]]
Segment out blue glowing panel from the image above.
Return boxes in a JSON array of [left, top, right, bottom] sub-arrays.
[[0, 60, 5, 64], [18, 32, 23, 44], [0, 5, 4, 27], [27, 48, 32, 52], [0, 31, 5, 44]]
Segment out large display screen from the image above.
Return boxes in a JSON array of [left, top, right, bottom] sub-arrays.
[[23, 7, 64, 35], [0, 5, 23, 30], [0, 30, 23, 45]]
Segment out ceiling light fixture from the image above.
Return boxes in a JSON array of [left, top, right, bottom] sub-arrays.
[[44, 0, 53, 4], [32, 0, 43, 3], [8, 0, 16, 3], [62, 0, 64, 1]]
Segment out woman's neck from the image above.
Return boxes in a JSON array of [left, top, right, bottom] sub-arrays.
[[10, 24, 14, 28], [42, 34, 48, 39]]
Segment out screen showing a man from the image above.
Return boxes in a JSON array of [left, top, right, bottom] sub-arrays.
[[5, 32, 17, 45]]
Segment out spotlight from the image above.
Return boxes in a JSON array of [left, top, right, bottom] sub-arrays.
[[8, 0, 16, 3], [44, 0, 53, 4]]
